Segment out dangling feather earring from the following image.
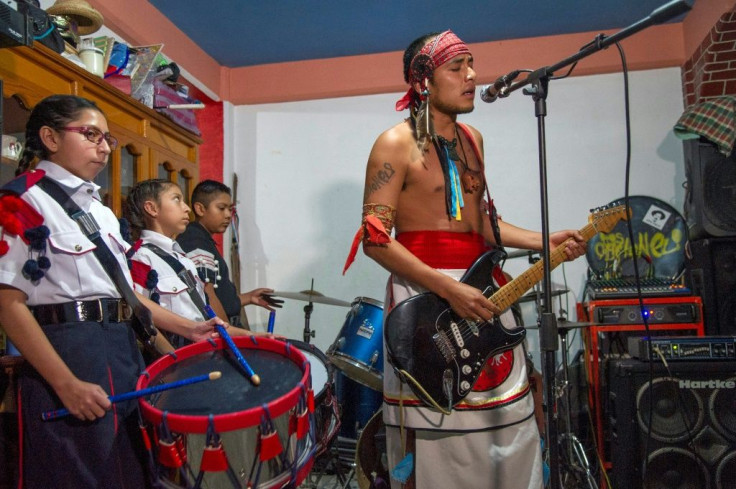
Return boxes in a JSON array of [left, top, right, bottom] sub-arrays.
[[415, 79, 433, 153], [409, 53, 435, 153]]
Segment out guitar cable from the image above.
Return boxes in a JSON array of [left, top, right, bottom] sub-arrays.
[[396, 368, 452, 415]]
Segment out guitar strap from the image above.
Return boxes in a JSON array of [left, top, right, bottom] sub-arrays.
[[456, 123, 504, 250], [36, 177, 157, 346], [141, 242, 210, 317]]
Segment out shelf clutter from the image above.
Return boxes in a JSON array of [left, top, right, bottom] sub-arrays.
[[31, 0, 202, 135]]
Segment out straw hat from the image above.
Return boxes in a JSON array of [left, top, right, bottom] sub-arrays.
[[46, 0, 103, 35]]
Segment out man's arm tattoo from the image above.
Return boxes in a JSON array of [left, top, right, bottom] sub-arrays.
[[365, 162, 396, 197]]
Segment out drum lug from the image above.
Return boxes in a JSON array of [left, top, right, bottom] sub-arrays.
[[370, 351, 379, 367]]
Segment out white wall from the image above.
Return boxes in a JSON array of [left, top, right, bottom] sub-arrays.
[[231, 67, 686, 362]]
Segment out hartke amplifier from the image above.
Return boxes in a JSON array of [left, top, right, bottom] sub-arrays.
[[608, 358, 736, 489]]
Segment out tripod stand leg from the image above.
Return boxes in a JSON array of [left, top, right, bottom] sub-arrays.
[[558, 433, 598, 489], [571, 435, 598, 489]]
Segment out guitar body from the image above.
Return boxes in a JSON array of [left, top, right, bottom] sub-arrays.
[[385, 249, 526, 411], [384, 204, 629, 411]]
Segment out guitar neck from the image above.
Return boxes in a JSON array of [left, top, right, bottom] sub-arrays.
[[490, 223, 596, 311]]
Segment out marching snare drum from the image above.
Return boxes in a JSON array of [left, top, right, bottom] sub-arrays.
[[328, 297, 384, 391], [287, 340, 340, 457], [137, 337, 315, 489]]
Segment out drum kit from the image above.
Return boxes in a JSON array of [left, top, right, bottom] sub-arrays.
[[0, 258, 594, 489], [135, 290, 388, 489]]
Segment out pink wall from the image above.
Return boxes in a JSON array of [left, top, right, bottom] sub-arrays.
[[227, 24, 685, 104], [91, 0, 695, 105]]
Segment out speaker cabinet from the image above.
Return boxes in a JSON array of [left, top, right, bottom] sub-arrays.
[[683, 138, 736, 239], [608, 358, 736, 489], [686, 238, 736, 335]]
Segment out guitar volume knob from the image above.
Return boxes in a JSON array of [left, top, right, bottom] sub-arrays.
[[460, 349, 470, 359], [462, 365, 471, 375], [460, 381, 471, 391]]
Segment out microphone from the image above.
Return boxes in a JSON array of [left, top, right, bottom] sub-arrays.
[[480, 70, 521, 103]]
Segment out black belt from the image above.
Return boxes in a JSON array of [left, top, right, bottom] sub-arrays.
[[31, 299, 134, 325]]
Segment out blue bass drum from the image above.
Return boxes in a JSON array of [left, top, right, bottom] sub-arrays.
[[327, 297, 384, 391]]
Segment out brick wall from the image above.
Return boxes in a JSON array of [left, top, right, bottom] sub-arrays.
[[682, 6, 736, 107]]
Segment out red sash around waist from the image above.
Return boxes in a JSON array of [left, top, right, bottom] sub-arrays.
[[396, 230, 489, 270]]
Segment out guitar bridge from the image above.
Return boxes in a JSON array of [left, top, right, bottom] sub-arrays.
[[433, 331, 456, 363]]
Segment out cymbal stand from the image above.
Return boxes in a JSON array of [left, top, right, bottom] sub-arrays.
[[555, 324, 598, 489], [303, 278, 316, 344], [303, 301, 315, 344], [302, 438, 350, 489]]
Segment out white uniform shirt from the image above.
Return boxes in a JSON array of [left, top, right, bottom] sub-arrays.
[[0, 161, 130, 305], [130, 230, 205, 322]]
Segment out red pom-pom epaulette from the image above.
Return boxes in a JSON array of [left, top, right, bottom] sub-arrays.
[[130, 260, 153, 288]]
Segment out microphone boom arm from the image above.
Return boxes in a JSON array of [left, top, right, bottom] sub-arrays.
[[499, 0, 692, 100]]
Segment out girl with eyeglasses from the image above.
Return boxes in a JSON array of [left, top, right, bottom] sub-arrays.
[[0, 94, 228, 488]]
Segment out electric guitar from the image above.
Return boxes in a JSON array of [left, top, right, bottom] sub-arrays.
[[384, 205, 629, 411]]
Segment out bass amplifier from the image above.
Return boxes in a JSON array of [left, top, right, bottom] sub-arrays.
[[628, 336, 736, 361], [608, 358, 736, 489]]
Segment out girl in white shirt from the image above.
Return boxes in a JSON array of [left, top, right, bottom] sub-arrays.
[[0, 94, 226, 488], [125, 178, 276, 347]]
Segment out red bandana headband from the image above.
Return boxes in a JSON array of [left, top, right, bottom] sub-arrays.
[[395, 30, 471, 111]]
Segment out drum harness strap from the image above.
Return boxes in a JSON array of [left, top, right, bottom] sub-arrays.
[[36, 177, 159, 347], [141, 242, 212, 318]]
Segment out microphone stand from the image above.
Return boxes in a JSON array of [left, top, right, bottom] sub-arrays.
[[486, 2, 692, 487]]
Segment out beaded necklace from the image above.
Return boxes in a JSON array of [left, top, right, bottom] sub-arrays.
[[437, 126, 482, 194]]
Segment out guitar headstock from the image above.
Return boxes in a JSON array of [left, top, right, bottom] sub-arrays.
[[588, 204, 631, 234]]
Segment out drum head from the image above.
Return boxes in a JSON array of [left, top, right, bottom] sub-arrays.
[[586, 196, 688, 279], [138, 337, 309, 433], [287, 339, 332, 399]]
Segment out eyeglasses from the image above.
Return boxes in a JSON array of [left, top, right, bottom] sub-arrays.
[[60, 126, 119, 150]]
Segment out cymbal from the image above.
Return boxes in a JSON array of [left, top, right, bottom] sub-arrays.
[[270, 290, 352, 307], [516, 289, 569, 304]]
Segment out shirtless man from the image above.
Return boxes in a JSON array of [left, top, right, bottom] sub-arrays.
[[345, 30, 586, 488]]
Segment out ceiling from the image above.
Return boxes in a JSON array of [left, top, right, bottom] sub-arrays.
[[148, 0, 695, 69]]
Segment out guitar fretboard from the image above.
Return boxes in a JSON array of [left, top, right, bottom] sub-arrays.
[[491, 222, 597, 311]]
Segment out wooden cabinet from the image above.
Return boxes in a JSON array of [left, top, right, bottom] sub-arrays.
[[0, 42, 201, 215]]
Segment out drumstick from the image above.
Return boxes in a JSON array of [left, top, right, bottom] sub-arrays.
[[267, 311, 276, 334], [205, 305, 260, 385], [41, 371, 222, 421]]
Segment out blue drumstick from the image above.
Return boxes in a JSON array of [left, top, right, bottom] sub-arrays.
[[41, 371, 222, 421], [205, 305, 260, 386], [268, 311, 276, 334]]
